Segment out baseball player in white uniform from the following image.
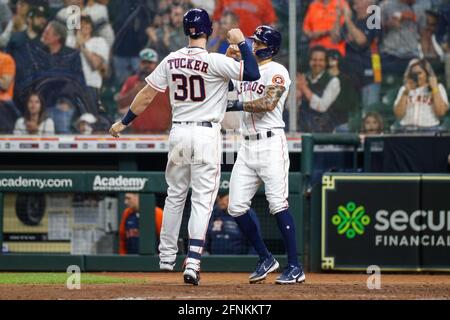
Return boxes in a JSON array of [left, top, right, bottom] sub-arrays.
[[109, 8, 260, 285], [226, 26, 306, 284]]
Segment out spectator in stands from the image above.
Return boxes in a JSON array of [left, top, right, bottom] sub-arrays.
[[393, 59, 449, 132], [380, 0, 421, 75], [341, 0, 382, 109], [147, 4, 188, 58], [191, 0, 215, 15], [327, 49, 360, 132], [0, 47, 18, 133], [112, 1, 154, 86], [0, 1, 13, 48], [420, 9, 443, 65], [303, 0, 349, 56], [75, 15, 109, 109], [361, 111, 384, 135], [75, 112, 97, 135], [119, 193, 164, 255], [208, 11, 239, 54], [83, 0, 115, 47], [57, 0, 115, 48], [48, 97, 76, 134], [12, 0, 32, 33], [37, 20, 85, 86], [7, 5, 47, 56], [436, 2, 450, 89], [0, 48, 16, 105], [7, 5, 48, 99], [205, 194, 255, 255], [298, 46, 342, 132], [13, 92, 55, 135], [116, 48, 171, 134], [212, 0, 277, 37]]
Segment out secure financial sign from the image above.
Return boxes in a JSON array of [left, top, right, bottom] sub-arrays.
[[321, 174, 450, 271]]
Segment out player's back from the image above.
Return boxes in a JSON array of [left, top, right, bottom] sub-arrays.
[[146, 47, 244, 123]]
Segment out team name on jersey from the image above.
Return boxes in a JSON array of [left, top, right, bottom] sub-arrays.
[[237, 81, 265, 95], [407, 93, 433, 105], [167, 58, 209, 73]]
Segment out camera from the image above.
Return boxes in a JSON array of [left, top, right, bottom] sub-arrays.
[[409, 72, 420, 84]]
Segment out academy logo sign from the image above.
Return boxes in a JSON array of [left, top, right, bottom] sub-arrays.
[[93, 175, 148, 191], [332, 202, 371, 239]]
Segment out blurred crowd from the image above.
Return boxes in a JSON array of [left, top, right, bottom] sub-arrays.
[[0, 0, 449, 135], [297, 0, 450, 134]]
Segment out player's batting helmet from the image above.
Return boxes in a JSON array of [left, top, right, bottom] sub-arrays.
[[250, 25, 281, 59], [183, 8, 213, 38]]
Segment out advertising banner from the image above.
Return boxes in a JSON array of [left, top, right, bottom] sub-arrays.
[[322, 174, 450, 271]]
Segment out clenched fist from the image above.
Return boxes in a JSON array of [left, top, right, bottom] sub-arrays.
[[226, 44, 241, 60], [227, 28, 245, 45], [109, 121, 127, 138]]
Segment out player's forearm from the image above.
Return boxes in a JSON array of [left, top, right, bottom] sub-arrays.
[[129, 85, 158, 115], [244, 86, 285, 113], [121, 85, 158, 126], [238, 41, 260, 81], [228, 86, 285, 113]]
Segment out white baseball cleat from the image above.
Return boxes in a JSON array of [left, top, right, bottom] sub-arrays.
[[159, 261, 176, 271], [183, 267, 200, 286]]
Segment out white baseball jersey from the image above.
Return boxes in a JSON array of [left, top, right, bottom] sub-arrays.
[[394, 84, 448, 127], [152, 46, 248, 272], [233, 61, 291, 135], [145, 47, 244, 123], [228, 61, 291, 217]]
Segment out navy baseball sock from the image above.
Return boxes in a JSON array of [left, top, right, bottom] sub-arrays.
[[234, 211, 271, 260], [275, 208, 300, 267]]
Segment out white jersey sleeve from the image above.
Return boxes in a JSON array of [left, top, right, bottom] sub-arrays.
[[145, 57, 169, 92], [265, 63, 291, 90], [209, 53, 243, 81]]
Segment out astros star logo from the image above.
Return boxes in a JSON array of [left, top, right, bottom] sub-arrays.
[[272, 75, 285, 86]]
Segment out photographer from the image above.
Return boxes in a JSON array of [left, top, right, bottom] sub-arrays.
[[393, 59, 448, 132]]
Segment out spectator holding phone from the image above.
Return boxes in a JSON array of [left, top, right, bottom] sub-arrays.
[[393, 59, 448, 132]]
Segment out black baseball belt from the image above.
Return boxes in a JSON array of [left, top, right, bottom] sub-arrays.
[[244, 131, 274, 141]]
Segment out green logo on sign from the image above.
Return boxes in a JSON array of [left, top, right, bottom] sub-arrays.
[[332, 202, 370, 239]]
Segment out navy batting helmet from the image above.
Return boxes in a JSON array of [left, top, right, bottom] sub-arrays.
[[250, 25, 281, 59], [183, 8, 213, 38]]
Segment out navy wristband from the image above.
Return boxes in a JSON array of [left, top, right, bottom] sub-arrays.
[[121, 109, 137, 126], [226, 100, 244, 112]]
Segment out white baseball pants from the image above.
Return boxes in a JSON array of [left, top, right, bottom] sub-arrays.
[[228, 129, 289, 217], [158, 123, 222, 271]]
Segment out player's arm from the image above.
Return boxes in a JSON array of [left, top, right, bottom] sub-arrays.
[[109, 84, 159, 137], [227, 85, 286, 113], [227, 29, 260, 81]]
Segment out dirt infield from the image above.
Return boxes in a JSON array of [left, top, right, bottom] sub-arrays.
[[1, 272, 450, 300]]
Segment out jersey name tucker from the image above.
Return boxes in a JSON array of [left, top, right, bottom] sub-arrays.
[[237, 81, 265, 95], [167, 58, 209, 73]]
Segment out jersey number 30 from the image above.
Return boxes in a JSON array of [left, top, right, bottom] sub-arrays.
[[172, 74, 206, 102]]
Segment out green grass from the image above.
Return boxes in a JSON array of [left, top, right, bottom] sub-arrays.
[[0, 273, 146, 285]]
